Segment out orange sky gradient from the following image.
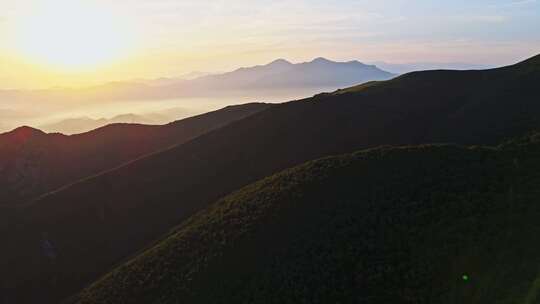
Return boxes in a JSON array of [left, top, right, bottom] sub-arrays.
[[0, 0, 539, 89]]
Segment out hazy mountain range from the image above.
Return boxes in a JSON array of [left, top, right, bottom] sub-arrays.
[[39, 108, 198, 135], [174, 57, 395, 92], [40, 114, 162, 135], [0, 57, 394, 133], [0, 57, 395, 102], [131, 71, 214, 86], [106, 57, 395, 96], [0, 103, 270, 206], [1, 53, 539, 303]]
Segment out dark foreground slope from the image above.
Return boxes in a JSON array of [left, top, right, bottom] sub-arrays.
[[4, 54, 540, 303], [77, 136, 540, 304], [0, 103, 270, 205]]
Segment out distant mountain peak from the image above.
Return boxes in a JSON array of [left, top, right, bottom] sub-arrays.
[[8, 126, 44, 136], [347, 60, 368, 65], [268, 58, 293, 66], [2, 126, 46, 142], [311, 57, 333, 64]]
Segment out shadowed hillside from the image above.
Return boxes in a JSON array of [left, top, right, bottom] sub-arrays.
[[0, 103, 271, 205], [76, 137, 540, 304], [3, 54, 540, 303]]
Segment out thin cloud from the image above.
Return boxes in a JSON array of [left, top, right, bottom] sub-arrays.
[[469, 15, 509, 23], [489, 0, 537, 8], [448, 14, 509, 24], [509, 0, 537, 5]]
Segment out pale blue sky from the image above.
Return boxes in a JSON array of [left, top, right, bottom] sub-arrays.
[[0, 0, 539, 88]]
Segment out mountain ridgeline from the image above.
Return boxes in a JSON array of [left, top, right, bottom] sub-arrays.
[[174, 57, 395, 93], [0, 58, 395, 116], [76, 136, 540, 304], [40, 113, 167, 135], [2, 54, 540, 303], [0, 103, 271, 206]]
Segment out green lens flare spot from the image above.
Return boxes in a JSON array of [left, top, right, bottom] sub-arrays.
[[462, 275, 469, 281]]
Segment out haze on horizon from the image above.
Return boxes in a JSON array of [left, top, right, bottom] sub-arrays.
[[3, 1, 540, 303], [0, 0, 539, 90]]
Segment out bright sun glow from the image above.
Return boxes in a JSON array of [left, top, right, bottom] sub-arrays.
[[13, 0, 135, 70]]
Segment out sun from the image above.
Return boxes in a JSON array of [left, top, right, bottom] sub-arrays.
[[13, 0, 135, 70]]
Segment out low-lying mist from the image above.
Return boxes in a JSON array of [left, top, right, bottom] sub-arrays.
[[0, 88, 329, 134]]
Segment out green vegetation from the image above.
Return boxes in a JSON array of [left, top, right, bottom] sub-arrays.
[[5, 54, 540, 303], [77, 135, 540, 304]]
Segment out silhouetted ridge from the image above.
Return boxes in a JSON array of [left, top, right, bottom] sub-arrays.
[[76, 137, 540, 304], [268, 58, 292, 66], [0, 126, 47, 144], [4, 53, 540, 303], [2, 126, 46, 138], [0, 103, 271, 206], [514, 53, 540, 68], [188, 57, 394, 91], [311, 57, 333, 63]]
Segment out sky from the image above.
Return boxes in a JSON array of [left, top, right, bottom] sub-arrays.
[[0, 0, 539, 89]]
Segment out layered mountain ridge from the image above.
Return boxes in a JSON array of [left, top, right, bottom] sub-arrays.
[[0, 103, 271, 206], [1, 53, 540, 303]]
